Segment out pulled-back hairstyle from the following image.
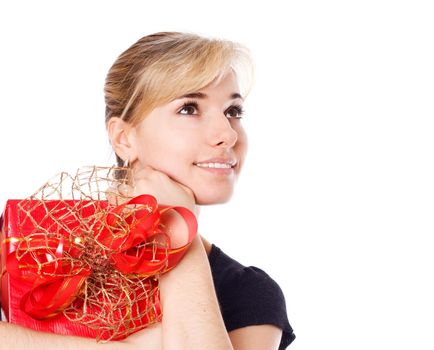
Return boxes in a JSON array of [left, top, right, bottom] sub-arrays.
[[104, 31, 255, 166]]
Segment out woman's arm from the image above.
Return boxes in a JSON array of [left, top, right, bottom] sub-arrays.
[[0, 320, 162, 350], [0, 322, 119, 350], [159, 235, 233, 350], [229, 325, 282, 350]]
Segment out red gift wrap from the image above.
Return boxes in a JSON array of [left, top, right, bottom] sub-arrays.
[[1, 190, 197, 341]]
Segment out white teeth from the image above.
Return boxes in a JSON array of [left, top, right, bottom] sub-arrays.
[[195, 163, 233, 169]]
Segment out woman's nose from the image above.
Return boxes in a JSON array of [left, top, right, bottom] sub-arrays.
[[209, 111, 238, 148]]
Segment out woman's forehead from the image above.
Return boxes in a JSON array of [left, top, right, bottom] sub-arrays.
[[178, 72, 241, 99]]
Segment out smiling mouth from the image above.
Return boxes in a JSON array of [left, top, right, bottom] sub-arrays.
[[193, 163, 235, 175], [194, 163, 234, 169]]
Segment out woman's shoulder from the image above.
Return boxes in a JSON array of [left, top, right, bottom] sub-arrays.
[[208, 244, 296, 349], [209, 244, 281, 292]]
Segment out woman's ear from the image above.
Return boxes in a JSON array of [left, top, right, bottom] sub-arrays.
[[106, 118, 138, 163]]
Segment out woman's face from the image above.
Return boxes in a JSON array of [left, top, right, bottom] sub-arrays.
[[130, 70, 248, 205]]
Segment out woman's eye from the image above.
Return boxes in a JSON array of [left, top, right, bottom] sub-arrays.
[[226, 105, 245, 119], [178, 101, 199, 115]]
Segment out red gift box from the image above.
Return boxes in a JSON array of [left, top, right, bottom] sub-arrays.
[[2, 199, 101, 338], [0, 196, 197, 341]]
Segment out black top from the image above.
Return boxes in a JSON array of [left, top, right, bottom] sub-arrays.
[[208, 244, 295, 349]]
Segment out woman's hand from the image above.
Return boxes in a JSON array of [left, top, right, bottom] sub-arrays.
[[122, 165, 199, 248], [131, 165, 198, 216]]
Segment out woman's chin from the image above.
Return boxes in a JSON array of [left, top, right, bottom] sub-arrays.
[[194, 189, 234, 205]]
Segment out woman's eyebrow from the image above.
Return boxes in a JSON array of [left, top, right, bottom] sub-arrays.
[[177, 92, 243, 101]]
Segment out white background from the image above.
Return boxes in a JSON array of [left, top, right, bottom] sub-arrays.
[[1, 1, 433, 349]]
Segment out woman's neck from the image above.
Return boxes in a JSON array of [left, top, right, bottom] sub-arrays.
[[200, 235, 212, 256]]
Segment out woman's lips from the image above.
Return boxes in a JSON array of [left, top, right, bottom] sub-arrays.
[[194, 164, 235, 175], [194, 157, 237, 166]]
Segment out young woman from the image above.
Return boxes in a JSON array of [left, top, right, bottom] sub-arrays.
[[0, 31, 295, 349]]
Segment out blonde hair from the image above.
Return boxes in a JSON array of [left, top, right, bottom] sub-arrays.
[[104, 31, 254, 128]]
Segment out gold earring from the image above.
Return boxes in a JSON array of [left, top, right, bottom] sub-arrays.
[[123, 158, 129, 168]]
